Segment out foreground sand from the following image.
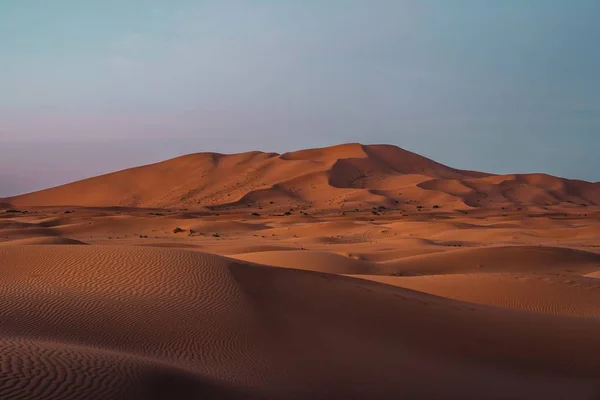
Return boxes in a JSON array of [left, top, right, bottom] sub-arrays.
[[1, 206, 600, 399]]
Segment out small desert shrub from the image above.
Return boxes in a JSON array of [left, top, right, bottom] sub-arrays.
[[250, 212, 260, 216], [173, 227, 185, 234], [212, 233, 220, 238], [433, 205, 440, 209], [284, 212, 292, 216]]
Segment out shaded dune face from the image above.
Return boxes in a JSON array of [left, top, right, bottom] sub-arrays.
[[0, 246, 274, 399], [361, 272, 600, 318], [0, 338, 245, 400], [382, 245, 600, 275], [3, 143, 598, 210], [1, 245, 600, 399], [0, 236, 89, 245]]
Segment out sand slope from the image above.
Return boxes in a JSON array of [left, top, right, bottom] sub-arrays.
[[231, 250, 379, 274], [383, 245, 600, 275], [2, 143, 600, 398], [4, 143, 598, 211], [0, 236, 89, 245], [356, 273, 600, 318], [2, 245, 600, 399]]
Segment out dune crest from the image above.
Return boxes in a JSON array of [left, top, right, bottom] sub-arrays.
[[2, 245, 600, 399], [3, 143, 598, 210]]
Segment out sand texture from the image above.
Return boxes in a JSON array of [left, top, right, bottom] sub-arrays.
[[1, 143, 600, 399]]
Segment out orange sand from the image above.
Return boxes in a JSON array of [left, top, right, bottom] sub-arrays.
[[1, 143, 600, 399]]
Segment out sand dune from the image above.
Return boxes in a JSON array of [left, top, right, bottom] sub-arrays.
[[231, 250, 379, 274], [384, 245, 600, 275], [0, 236, 88, 245], [3, 143, 598, 211], [356, 273, 600, 317], [2, 143, 600, 398], [2, 245, 600, 399]]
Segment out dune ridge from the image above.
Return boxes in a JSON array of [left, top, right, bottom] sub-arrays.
[[2, 245, 600, 399], [3, 143, 599, 211]]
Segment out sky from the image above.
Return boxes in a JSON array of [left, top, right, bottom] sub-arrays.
[[1, 0, 599, 196]]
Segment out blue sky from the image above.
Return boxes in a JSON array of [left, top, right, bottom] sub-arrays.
[[1, 1, 599, 196]]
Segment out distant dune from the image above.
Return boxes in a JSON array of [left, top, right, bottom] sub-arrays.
[[3, 143, 598, 211]]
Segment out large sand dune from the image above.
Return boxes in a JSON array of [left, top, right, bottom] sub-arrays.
[[3, 143, 599, 211], [2, 143, 600, 398], [2, 245, 600, 399]]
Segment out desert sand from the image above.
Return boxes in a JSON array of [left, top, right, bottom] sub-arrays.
[[1, 143, 600, 399]]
